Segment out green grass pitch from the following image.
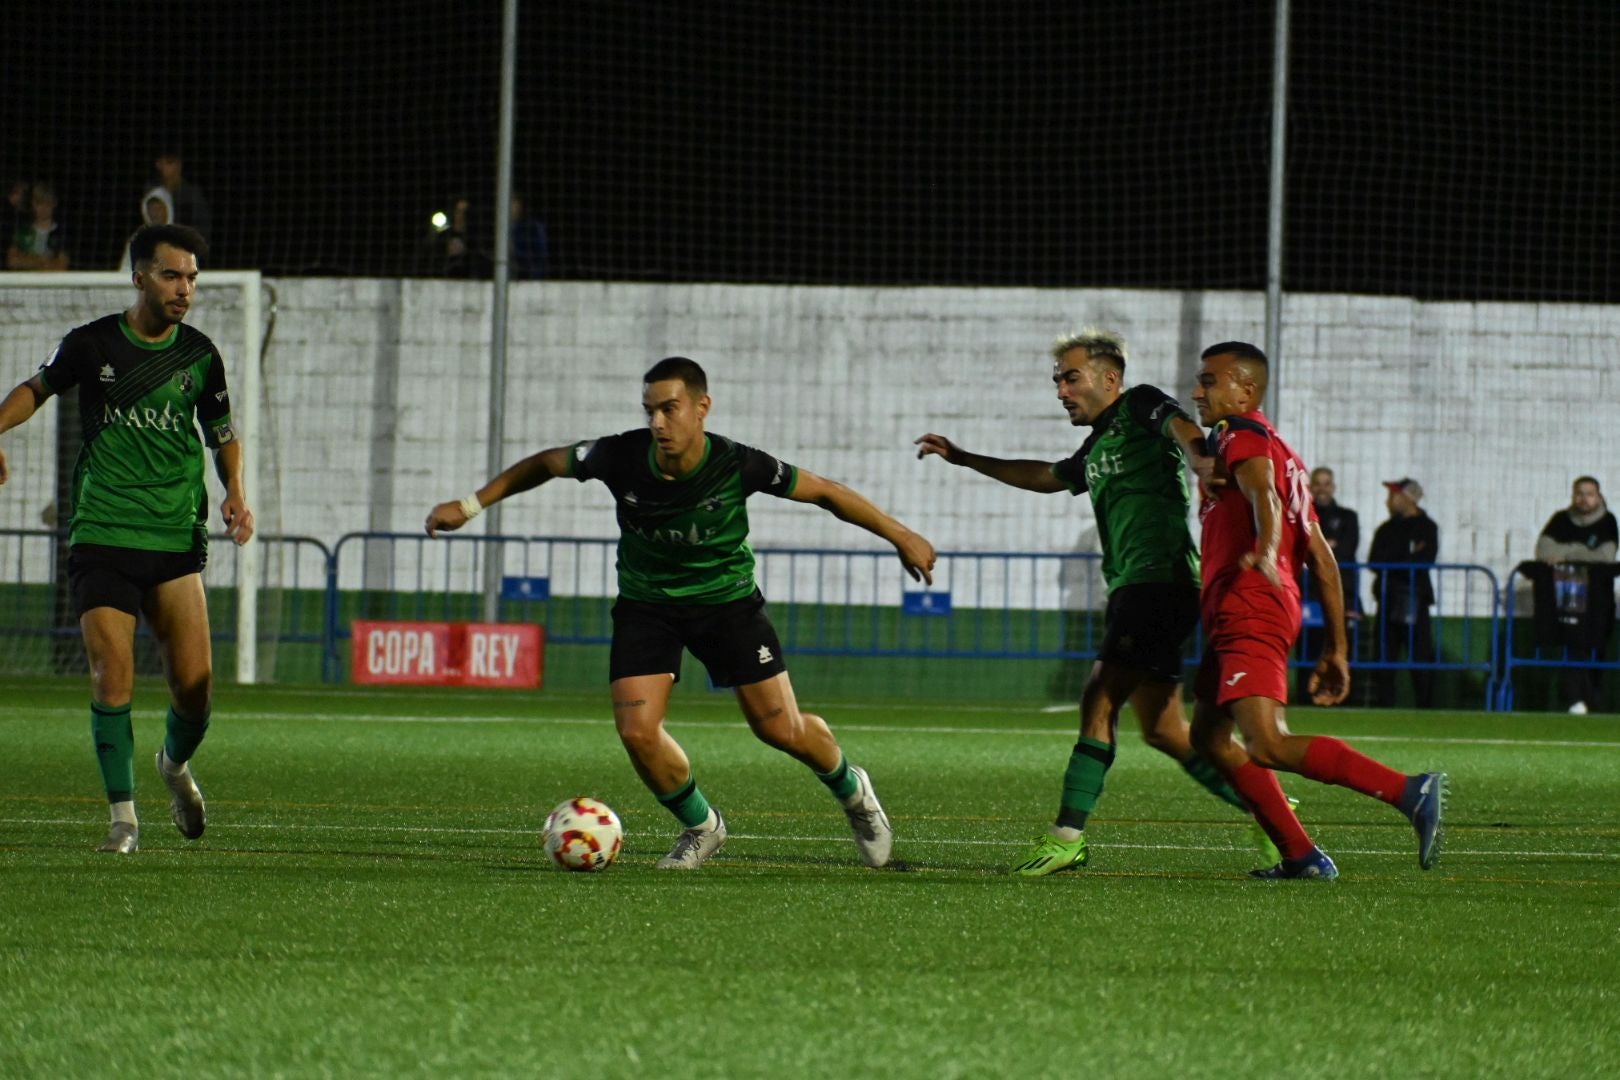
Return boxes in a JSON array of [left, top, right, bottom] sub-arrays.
[[3, 676, 1618, 1078]]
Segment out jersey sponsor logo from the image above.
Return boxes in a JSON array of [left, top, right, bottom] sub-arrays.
[[99, 364, 116, 383], [701, 496, 722, 513], [173, 371, 194, 395], [757, 644, 774, 664], [215, 389, 228, 402], [1085, 448, 1124, 489], [628, 521, 719, 546], [1225, 671, 1247, 686], [101, 400, 190, 434]]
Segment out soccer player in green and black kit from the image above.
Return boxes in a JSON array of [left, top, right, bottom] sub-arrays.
[[917, 328, 1280, 876], [0, 224, 253, 853], [425, 357, 936, 870]]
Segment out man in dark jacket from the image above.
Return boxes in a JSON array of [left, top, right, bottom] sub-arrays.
[[1297, 466, 1361, 699], [1369, 478, 1438, 707], [1535, 476, 1618, 714]]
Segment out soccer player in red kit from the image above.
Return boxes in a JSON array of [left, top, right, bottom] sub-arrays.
[[1187, 342, 1447, 879]]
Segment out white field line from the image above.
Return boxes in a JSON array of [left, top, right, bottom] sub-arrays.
[[20, 704, 1620, 750], [1, 815, 1613, 860]]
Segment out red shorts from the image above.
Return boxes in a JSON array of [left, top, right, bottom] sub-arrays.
[[1197, 579, 1302, 706]]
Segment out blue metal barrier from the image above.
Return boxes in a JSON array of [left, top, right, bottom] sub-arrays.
[[1497, 562, 1619, 711], [2, 526, 1511, 701], [1298, 561, 1500, 709]]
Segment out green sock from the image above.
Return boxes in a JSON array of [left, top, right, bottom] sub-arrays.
[[90, 702, 135, 803], [656, 776, 713, 829], [1179, 751, 1247, 811], [164, 705, 210, 766], [813, 754, 860, 803], [1056, 737, 1115, 830]]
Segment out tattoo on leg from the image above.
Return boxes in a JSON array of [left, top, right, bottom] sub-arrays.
[[612, 698, 647, 710]]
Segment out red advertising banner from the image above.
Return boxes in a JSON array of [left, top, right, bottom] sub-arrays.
[[351, 621, 544, 688], [458, 622, 544, 688]]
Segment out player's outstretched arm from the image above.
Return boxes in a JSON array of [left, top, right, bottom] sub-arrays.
[[425, 445, 573, 537], [789, 469, 937, 585], [213, 440, 255, 545], [1232, 457, 1283, 588], [0, 376, 51, 486], [913, 434, 1066, 493], [1304, 522, 1351, 705], [1167, 415, 1224, 491]]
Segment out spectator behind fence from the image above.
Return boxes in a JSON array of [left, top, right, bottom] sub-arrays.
[[6, 181, 70, 271], [154, 150, 212, 243], [6, 177, 31, 238], [1369, 477, 1438, 708], [1533, 476, 1618, 715], [510, 193, 549, 280], [1298, 466, 1361, 700], [418, 194, 490, 278], [120, 187, 175, 272]]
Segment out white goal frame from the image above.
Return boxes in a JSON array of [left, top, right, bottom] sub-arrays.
[[0, 271, 263, 684]]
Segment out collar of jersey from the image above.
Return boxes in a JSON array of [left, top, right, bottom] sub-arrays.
[[646, 433, 711, 481], [117, 315, 178, 351]]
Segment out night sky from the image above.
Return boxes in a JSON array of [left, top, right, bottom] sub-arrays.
[[5, 0, 1616, 299]]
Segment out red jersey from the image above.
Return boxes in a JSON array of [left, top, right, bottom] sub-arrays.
[[1198, 410, 1317, 602]]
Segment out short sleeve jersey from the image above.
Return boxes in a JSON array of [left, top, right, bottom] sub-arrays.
[[567, 430, 799, 604], [1050, 384, 1200, 590], [38, 314, 235, 552], [1198, 410, 1316, 600]]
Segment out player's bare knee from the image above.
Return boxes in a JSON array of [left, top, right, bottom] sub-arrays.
[[1243, 736, 1289, 771], [747, 705, 803, 751], [615, 720, 664, 758], [172, 672, 212, 718], [1140, 725, 1178, 754]]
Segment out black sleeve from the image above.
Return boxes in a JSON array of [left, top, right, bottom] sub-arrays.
[[1422, 518, 1440, 562], [36, 331, 87, 395], [567, 434, 621, 484], [1342, 509, 1360, 562], [196, 351, 236, 448], [1124, 384, 1190, 435], [1538, 513, 1564, 541], [736, 441, 798, 498], [1603, 513, 1620, 547], [1051, 449, 1089, 495]]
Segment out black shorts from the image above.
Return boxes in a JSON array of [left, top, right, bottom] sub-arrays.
[[68, 542, 207, 618], [609, 589, 788, 688], [1097, 582, 1201, 682]]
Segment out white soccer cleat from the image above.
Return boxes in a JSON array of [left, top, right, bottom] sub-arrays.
[[656, 808, 727, 870], [156, 750, 206, 840], [842, 765, 894, 868], [97, 821, 139, 854], [1569, 701, 1589, 716]]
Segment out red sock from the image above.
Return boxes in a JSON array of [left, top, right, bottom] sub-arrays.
[[1301, 736, 1407, 806], [1230, 762, 1314, 860]]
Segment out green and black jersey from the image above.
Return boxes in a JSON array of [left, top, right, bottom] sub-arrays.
[[1051, 384, 1199, 591], [39, 314, 235, 553], [568, 430, 799, 604]]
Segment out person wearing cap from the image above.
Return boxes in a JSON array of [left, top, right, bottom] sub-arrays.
[[1534, 476, 1618, 715], [1368, 478, 1439, 707]]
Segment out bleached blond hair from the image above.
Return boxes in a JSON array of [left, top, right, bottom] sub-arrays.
[[1050, 327, 1127, 373]]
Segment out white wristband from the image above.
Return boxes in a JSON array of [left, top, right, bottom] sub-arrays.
[[458, 493, 484, 520]]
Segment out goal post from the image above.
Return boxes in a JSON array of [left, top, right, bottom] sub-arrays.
[[0, 270, 263, 684]]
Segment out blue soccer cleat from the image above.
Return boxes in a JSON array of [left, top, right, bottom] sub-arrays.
[[1408, 771, 1449, 870], [1249, 845, 1338, 880]]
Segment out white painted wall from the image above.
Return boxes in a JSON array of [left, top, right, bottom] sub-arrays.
[[2, 278, 1614, 605]]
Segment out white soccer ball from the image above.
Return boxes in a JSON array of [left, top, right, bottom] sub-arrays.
[[541, 796, 624, 872]]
